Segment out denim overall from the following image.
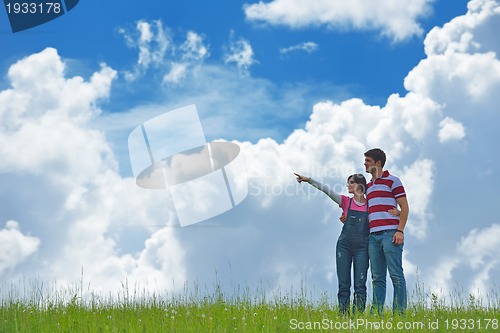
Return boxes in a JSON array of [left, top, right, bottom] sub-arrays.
[[336, 198, 369, 314]]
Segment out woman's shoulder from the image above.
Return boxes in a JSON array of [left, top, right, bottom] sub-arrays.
[[350, 197, 367, 207]]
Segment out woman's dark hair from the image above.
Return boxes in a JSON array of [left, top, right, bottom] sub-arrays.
[[348, 173, 367, 194], [364, 148, 386, 168]]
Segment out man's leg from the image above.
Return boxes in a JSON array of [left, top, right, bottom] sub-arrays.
[[382, 230, 407, 314], [369, 233, 387, 314]]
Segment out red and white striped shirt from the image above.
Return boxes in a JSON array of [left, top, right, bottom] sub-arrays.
[[366, 170, 406, 233]]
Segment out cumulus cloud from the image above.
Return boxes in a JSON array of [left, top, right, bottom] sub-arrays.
[[439, 117, 466, 142], [229, 0, 500, 296], [2, 0, 500, 302], [0, 48, 117, 176], [424, 0, 500, 56], [429, 224, 500, 299], [458, 225, 500, 270], [406, 0, 500, 104], [244, 0, 433, 42], [0, 221, 40, 274], [0, 48, 186, 294], [398, 159, 434, 239], [100, 0, 499, 293]]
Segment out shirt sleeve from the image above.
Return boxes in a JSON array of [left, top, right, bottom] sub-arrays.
[[391, 176, 406, 198], [340, 195, 350, 216], [308, 178, 342, 206]]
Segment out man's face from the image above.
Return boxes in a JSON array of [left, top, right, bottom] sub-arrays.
[[364, 156, 377, 173]]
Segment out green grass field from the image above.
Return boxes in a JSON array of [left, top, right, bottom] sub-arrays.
[[1, 280, 499, 332]]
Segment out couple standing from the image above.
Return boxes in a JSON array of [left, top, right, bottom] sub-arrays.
[[295, 148, 409, 315]]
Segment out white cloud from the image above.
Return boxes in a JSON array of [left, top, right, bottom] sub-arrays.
[[424, 0, 500, 56], [425, 257, 458, 299], [0, 48, 186, 294], [406, 0, 500, 103], [280, 41, 318, 55], [163, 31, 210, 85], [181, 31, 210, 61], [135, 20, 169, 67], [428, 224, 500, 299], [0, 221, 40, 274], [224, 35, 258, 74], [405, 52, 500, 104], [244, 0, 433, 42], [457, 225, 500, 270], [120, 20, 170, 81], [2, 0, 500, 302], [439, 117, 466, 142], [397, 93, 442, 141], [163, 62, 188, 85], [398, 159, 434, 239], [0, 48, 117, 177], [233, 0, 500, 296], [120, 21, 209, 84]]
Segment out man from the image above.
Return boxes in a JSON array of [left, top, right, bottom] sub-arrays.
[[364, 148, 409, 314]]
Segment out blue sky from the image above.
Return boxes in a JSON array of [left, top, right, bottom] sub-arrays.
[[1, 0, 500, 306], [1, 0, 469, 112]]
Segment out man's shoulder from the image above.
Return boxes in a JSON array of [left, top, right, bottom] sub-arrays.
[[383, 170, 403, 183]]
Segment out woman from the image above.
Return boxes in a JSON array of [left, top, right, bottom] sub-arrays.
[[294, 172, 369, 315]]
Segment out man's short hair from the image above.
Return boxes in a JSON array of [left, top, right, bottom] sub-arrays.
[[364, 148, 386, 168]]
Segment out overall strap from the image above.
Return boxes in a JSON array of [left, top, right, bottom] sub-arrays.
[[347, 197, 353, 215]]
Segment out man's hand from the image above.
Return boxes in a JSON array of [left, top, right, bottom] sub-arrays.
[[393, 230, 404, 245], [388, 208, 400, 216], [393, 196, 409, 245]]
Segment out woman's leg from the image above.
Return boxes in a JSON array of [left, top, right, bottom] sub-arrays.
[[336, 240, 352, 314], [352, 246, 369, 313]]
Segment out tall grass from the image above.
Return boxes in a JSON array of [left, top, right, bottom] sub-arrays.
[[1, 279, 499, 332]]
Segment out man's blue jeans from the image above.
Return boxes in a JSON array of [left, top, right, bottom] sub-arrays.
[[369, 229, 407, 314]]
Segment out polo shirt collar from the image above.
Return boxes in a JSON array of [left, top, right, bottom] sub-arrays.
[[371, 170, 390, 182]]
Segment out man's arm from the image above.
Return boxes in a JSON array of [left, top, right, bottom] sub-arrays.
[[393, 196, 409, 245]]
